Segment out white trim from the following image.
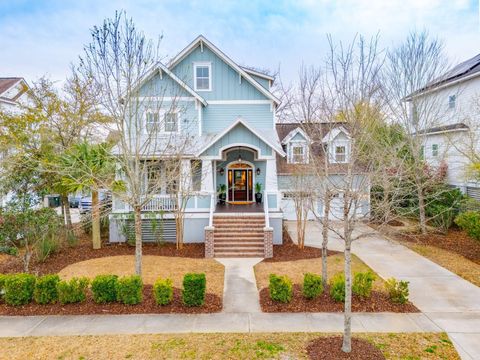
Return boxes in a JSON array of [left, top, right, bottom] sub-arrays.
[[201, 143, 275, 161], [288, 141, 309, 164], [168, 35, 280, 105], [195, 117, 286, 157], [207, 100, 273, 105], [0, 78, 24, 98], [193, 62, 212, 92], [137, 96, 197, 101], [240, 67, 275, 81], [197, 100, 202, 136], [144, 108, 181, 134], [225, 160, 255, 203], [321, 126, 350, 143], [281, 127, 311, 144], [420, 127, 469, 136]]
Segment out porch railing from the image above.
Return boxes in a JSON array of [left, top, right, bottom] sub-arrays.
[[141, 195, 176, 212], [208, 192, 215, 227]]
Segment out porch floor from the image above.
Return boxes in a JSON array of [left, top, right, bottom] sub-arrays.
[[215, 202, 264, 213]]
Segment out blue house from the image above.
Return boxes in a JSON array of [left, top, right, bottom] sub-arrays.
[[109, 35, 367, 257]]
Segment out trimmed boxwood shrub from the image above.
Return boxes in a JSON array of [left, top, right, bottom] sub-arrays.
[[91, 275, 118, 303], [455, 211, 480, 241], [269, 274, 293, 303], [153, 278, 173, 306], [385, 278, 409, 304], [329, 273, 345, 302], [57, 277, 89, 304], [4, 273, 36, 306], [34, 274, 60, 304], [116, 275, 143, 305], [302, 273, 323, 299], [352, 271, 376, 298], [182, 273, 206, 307]]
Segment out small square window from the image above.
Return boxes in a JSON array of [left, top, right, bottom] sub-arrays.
[[448, 95, 456, 109], [335, 146, 346, 162], [194, 63, 211, 91], [146, 112, 160, 132], [432, 144, 438, 157], [164, 112, 178, 132], [291, 145, 305, 163]]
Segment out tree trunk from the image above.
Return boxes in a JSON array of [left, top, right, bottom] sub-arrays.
[[134, 205, 143, 276], [322, 192, 331, 288], [342, 241, 352, 353], [61, 193, 72, 228], [176, 215, 184, 250], [23, 249, 31, 273], [91, 189, 101, 249], [417, 187, 427, 234]]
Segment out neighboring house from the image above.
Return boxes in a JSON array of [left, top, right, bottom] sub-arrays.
[[276, 122, 370, 221], [109, 36, 365, 257], [0, 77, 31, 207], [409, 54, 480, 200]]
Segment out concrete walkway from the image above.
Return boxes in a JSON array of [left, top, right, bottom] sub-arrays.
[[0, 312, 441, 337], [216, 258, 262, 313], [286, 221, 480, 360]]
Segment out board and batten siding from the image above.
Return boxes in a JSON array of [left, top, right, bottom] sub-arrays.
[[171, 45, 269, 101], [138, 72, 192, 98], [201, 122, 273, 157], [202, 104, 274, 133]]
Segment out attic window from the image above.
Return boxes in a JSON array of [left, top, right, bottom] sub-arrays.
[[289, 143, 308, 164], [335, 146, 346, 163], [194, 62, 211, 91], [448, 95, 456, 109]]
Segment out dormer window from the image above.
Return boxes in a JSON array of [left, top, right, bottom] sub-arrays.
[[287, 142, 308, 164], [335, 146, 346, 163], [448, 95, 456, 109], [194, 62, 212, 91]]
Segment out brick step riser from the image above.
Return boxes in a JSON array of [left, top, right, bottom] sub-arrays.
[[214, 239, 264, 243], [214, 251, 265, 255], [213, 221, 265, 225], [214, 244, 264, 249], [214, 228, 264, 232]]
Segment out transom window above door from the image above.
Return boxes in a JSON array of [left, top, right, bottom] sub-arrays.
[[194, 62, 212, 91]]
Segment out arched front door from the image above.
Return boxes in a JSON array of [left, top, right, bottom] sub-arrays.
[[227, 162, 254, 203]]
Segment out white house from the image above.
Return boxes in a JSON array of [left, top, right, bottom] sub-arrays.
[[409, 53, 480, 200]]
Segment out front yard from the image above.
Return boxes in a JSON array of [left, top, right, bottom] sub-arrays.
[[0, 332, 459, 359]]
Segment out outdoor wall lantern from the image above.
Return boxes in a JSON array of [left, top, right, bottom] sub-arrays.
[[219, 167, 225, 176], [256, 168, 261, 175]]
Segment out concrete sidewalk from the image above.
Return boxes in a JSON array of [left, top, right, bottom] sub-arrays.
[[286, 221, 480, 360], [0, 312, 443, 337]]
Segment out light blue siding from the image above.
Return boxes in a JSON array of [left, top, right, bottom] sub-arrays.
[[215, 149, 266, 192], [267, 193, 277, 209], [249, 74, 270, 90], [171, 45, 269, 101], [291, 132, 306, 141], [201, 122, 273, 157], [196, 195, 211, 208], [202, 104, 273, 133], [139, 72, 191, 98]]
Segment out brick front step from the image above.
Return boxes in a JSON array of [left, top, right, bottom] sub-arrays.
[[214, 237, 264, 243], [214, 243, 264, 249]]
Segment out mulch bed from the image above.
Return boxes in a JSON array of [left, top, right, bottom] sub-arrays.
[[395, 228, 480, 265], [306, 336, 385, 360], [0, 286, 221, 315], [259, 285, 419, 313], [265, 228, 340, 262], [0, 234, 205, 275]]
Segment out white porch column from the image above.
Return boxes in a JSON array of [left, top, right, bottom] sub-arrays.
[[265, 157, 278, 191], [201, 159, 214, 192], [180, 159, 192, 191]]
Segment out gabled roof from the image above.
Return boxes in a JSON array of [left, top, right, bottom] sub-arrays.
[[133, 63, 207, 106], [196, 117, 286, 157], [240, 66, 275, 81], [407, 52, 480, 99], [0, 77, 29, 104], [321, 126, 350, 143], [281, 127, 311, 144], [167, 35, 280, 105]]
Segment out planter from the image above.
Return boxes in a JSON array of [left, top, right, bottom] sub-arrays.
[[255, 192, 263, 204], [218, 193, 226, 205]]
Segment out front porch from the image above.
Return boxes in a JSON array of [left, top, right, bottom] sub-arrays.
[[215, 202, 264, 213]]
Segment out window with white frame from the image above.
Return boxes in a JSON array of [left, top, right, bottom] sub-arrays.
[[194, 63, 211, 91], [432, 144, 439, 157], [146, 112, 160, 132], [335, 145, 346, 163], [164, 112, 178, 132], [292, 145, 305, 163], [448, 95, 456, 109]]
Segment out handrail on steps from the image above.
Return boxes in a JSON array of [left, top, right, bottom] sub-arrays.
[[208, 192, 215, 227], [263, 190, 269, 228]]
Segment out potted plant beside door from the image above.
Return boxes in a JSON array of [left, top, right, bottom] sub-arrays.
[[217, 184, 227, 205], [255, 182, 263, 204]]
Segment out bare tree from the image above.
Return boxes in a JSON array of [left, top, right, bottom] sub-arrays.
[[78, 11, 197, 275], [383, 31, 452, 234]]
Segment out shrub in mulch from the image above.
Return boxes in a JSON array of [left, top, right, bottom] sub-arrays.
[[182, 273, 206, 307], [0, 286, 221, 316], [153, 278, 174, 305], [259, 284, 419, 313], [306, 336, 385, 360]]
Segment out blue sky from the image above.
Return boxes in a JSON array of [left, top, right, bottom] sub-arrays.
[[0, 0, 478, 85]]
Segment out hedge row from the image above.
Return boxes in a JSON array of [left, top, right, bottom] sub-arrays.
[[268, 271, 409, 304], [0, 272, 206, 307]]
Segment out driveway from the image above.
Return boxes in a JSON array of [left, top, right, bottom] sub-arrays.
[[286, 220, 480, 360]]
